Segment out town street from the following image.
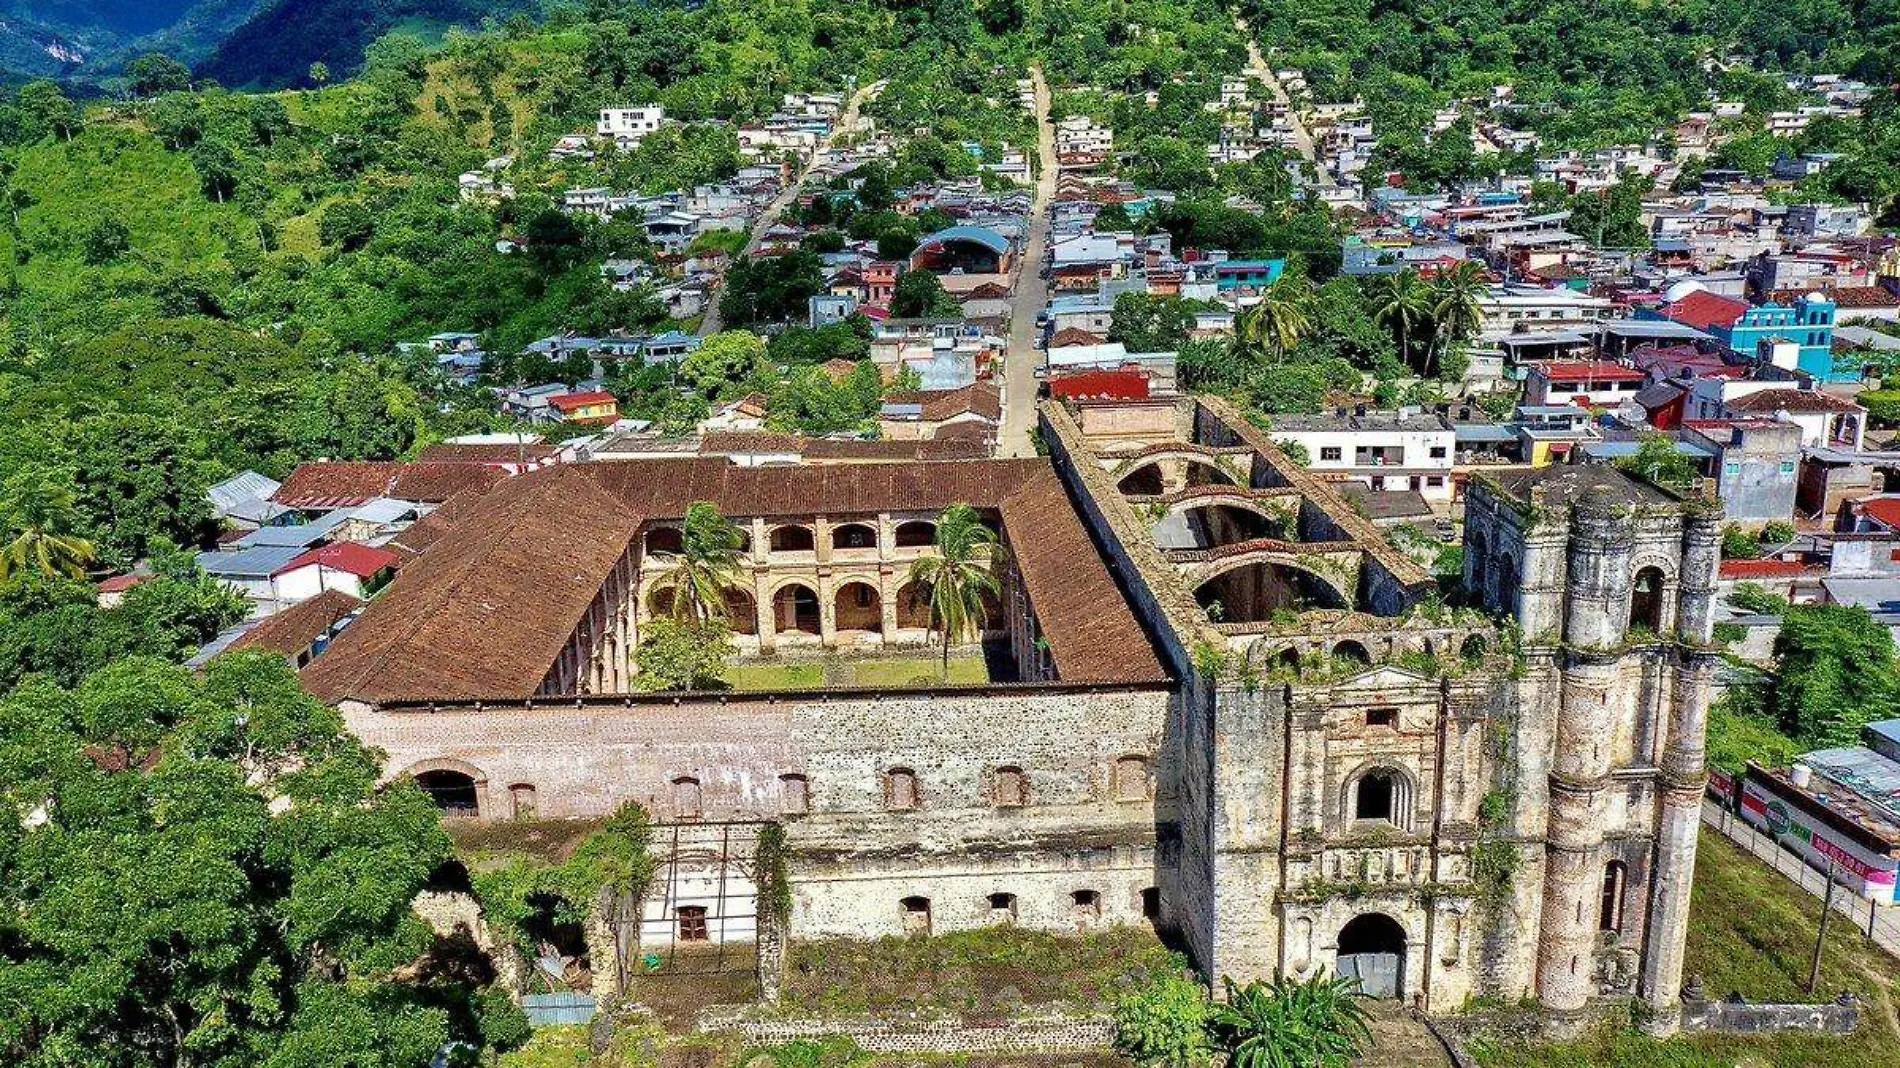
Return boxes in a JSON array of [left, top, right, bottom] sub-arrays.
[[997, 65, 1057, 459], [1235, 16, 1335, 190], [698, 80, 879, 337]]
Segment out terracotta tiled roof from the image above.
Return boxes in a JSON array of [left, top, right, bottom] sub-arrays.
[[1858, 497, 1900, 531], [884, 384, 1003, 423], [1718, 559, 1812, 579], [97, 574, 151, 595], [1538, 361, 1647, 383], [273, 460, 508, 508], [1724, 389, 1862, 414], [549, 391, 617, 412], [416, 443, 560, 465], [303, 458, 1165, 703], [230, 589, 361, 658], [1050, 327, 1108, 347]]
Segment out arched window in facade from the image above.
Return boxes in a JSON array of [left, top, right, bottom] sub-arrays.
[[780, 773, 810, 815], [885, 767, 920, 810], [994, 766, 1027, 807], [416, 769, 480, 815], [1630, 566, 1667, 634], [831, 522, 877, 550], [1113, 755, 1149, 801], [508, 783, 538, 820], [1348, 767, 1413, 830], [900, 896, 932, 936], [672, 776, 703, 820]]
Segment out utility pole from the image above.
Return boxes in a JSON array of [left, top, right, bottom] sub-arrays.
[[1808, 858, 1838, 995]]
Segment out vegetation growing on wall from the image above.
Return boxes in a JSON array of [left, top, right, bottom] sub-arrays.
[[470, 800, 656, 959]]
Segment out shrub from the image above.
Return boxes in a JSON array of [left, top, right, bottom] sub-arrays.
[[1113, 973, 1214, 1067], [1720, 524, 1763, 560], [1858, 389, 1900, 427], [1759, 520, 1795, 545]]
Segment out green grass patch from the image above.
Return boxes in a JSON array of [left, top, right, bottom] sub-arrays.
[[1471, 831, 1900, 1066], [720, 655, 989, 691], [721, 662, 826, 690], [777, 925, 1181, 1022], [837, 656, 988, 688]]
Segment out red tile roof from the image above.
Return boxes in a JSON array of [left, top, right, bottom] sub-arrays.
[[97, 574, 152, 595], [548, 391, 617, 412], [1050, 368, 1152, 401], [274, 461, 507, 508], [1858, 497, 1900, 531], [1662, 290, 1749, 331], [1719, 559, 1812, 580], [1539, 361, 1647, 383], [1723, 389, 1863, 414], [282, 542, 401, 578]]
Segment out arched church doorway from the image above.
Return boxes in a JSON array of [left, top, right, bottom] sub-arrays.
[[1336, 912, 1407, 998]]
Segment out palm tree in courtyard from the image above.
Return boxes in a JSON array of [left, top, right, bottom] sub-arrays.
[[1232, 277, 1314, 365], [647, 500, 745, 626], [1365, 269, 1433, 375], [1427, 259, 1487, 377], [907, 503, 1004, 680], [0, 471, 96, 582]]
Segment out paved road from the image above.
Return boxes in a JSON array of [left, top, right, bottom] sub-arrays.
[[1234, 16, 1335, 190], [997, 66, 1056, 459], [698, 82, 878, 337]]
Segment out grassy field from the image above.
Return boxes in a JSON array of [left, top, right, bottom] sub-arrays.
[[1470, 831, 1900, 1067], [776, 925, 1182, 1022], [721, 655, 989, 692]]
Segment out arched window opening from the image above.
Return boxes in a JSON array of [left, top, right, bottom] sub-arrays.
[[1460, 633, 1489, 662], [1600, 860, 1628, 934], [900, 896, 932, 936], [1630, 566, 1666, 634], [772, 584, 822, 636], [770, 525, 815, 553], [1113, 755, 1149, 801], [885, 768, 919, 810], [416, 769, 480, 815], [1350, 768, 1411, 829], [833, 582, 882, 634], [672, 776, 703, 820], [895, 520, 937, 547], [509, 783, 538, 820], [1333, 640, 1372, 667], [645, 527, 683, 555], [831, 522, 877, 550], [994, 766, 1027, 807], [780, 773, 810, 815], [677, 905, 709, 942]]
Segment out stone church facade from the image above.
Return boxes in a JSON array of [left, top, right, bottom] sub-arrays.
[[304, 396, 1718, 1029]]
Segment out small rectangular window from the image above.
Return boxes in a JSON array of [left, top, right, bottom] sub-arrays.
[[1320, 446, 1342, 462], [1429, 446, 1447, 459], [1366, 707, 1398, 728], [1780, 461, 1796, 474]]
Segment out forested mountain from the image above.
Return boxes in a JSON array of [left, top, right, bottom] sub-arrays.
[[194, 0, 537, 88], [0, 0, 268, 79]]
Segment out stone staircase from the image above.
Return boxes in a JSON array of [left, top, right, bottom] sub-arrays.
[[1355, 1001, 1455, 1068]]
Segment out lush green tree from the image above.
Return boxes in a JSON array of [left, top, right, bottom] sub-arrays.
[[125, 54, 194, 97], [82, 218, 131, 265], [891, 270, 961, 319], [1233, 279, 1315, 364], [1364, 270, 1433, 374], [318, 199, 375, 252], [1110, 292, 1200, 353], [0, 653, 524, 1066], [1426, 260, 1486, 377], [1112, 973, 1213, 1067], [647, 501, 746, 625], [17, 81, 79, 142], [720, 252, 827, 326], [1617, 433, 1700, 494], [1769, 604, 1900, 748], [0, 470, 96, 582], [633, 617, 736, 691], [907, 503, 1003, 679], [680, 331, 768, 398]]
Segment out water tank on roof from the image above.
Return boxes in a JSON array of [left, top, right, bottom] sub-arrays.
[[1662, 279, 1708, 304]]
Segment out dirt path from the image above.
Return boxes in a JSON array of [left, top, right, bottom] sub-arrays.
[[1233, 15, 1335, 190]]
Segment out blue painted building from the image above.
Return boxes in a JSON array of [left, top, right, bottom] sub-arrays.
[[1723, 294, 1842, 382], [1213, 258, 1287, 293]]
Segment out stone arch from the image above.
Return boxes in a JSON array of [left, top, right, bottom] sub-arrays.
[[1466, 526, 1489, 606], [894, 520, 937, 547], [645, 526, 683, 555], [1192, 557, 1352, 621], [1331, 639, 1372, 666], [894, 580, 933, 631], [833, 580, 883, 635], [1460, 632, 1489, 662], [1172, 501, 1283, 548], [771, 582, 822, 636], [1112, 754, 1149, 801], [1490, 551, 1519, 615], [1336, 912, 1408, 999], [831, 522, 878, 551], [724, 588, 758, 635], [405, 757, 489, 816], [1630, 564, 1669, 634], [1114, 454, 1239, 495], [1341, 761, 1416, 831], [1600, 859, 1628, 934], [769, 524, 815, 553]]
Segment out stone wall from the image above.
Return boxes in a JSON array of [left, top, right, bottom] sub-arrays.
[[697, 1007, 1116, 1053], [1680, 995, 1860, 1036]]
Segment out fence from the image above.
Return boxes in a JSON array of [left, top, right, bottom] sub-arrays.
[[1700, 800, 1900, 959]]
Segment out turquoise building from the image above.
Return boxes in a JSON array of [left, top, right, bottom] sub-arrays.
[[1723, 294, 1843, 382]]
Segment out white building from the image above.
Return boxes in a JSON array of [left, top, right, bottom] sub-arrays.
[[1266, 409, 1457, 501], [598, 106, 665, 144], [1477, 284, 1615, 343]]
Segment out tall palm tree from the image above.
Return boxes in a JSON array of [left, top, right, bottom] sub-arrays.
[[907, 503, 1004, 679], [1427, 260, 1487, 377], [1365, 269, 1433, 375], [0, 473, 96, 582], [647, 501, 745, 626], [1232, 277, 1314, 365]]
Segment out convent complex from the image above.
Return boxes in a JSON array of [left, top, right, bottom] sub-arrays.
[[304, 395, 1720, 1033]]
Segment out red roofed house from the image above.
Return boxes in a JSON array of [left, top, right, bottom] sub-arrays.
[[273, 542, 401, 603], [96, 573, 153, 608], [1850, 497, 1900, 534], [1524, 361, 1648, 408], [1659, 289, 1749, 333], [547, 391, 620, 425], [1049, 366, 1152, 402]]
